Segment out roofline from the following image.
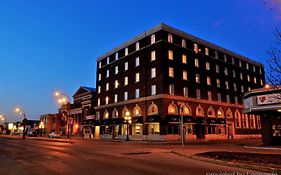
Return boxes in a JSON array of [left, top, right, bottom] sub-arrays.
[[244, 85, 281, 98], [97, 23, 263, 67]]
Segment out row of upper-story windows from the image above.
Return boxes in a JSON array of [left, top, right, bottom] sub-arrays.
[[166, 33, 263, 74]]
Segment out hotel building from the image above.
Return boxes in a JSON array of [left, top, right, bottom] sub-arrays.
[[95, 23, 265, 141]]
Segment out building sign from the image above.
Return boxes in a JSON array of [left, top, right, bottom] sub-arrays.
[[257, 93, 281, 105], [85, 115, 95, 120], [244, 97, 253, 108]]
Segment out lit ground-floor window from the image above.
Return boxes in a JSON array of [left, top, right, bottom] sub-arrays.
[[132, 124, 143, 135], [148, 123, 160, 134]]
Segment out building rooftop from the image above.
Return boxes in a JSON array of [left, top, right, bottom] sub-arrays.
[[97, 23, 263, 67]]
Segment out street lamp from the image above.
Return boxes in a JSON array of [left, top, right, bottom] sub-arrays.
[[54, 91, 70, 104], [124, 111, 132, 141], [15, 107, 28, 139], [177, 104, 184, 147]]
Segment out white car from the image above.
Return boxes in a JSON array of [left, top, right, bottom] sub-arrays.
[[48, 132, 60, 138]]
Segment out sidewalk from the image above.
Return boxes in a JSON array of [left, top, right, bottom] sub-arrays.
[[0, 134, 75, 143]]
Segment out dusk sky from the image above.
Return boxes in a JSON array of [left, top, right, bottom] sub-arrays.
[[1, 0, 281, 122]]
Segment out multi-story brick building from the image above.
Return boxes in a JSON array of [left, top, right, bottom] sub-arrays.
[[95, 23, 265, 141]]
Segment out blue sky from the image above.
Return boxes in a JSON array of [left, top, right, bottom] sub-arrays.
[[0, 0, 281, 122]]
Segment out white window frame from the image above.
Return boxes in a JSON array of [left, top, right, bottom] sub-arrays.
[[124, 62, 128, 71], [151, 85, 156, 95], [151, 67, 156, 79], [124, 92, 128, 101], [151, 51, 156, 61], [135, 89, 140, 98], [135, 57, 140, 67]]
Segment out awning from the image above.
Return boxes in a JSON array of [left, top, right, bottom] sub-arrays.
[[216, 118, 227, 125], [110, 118, 124, 125], [132, 116, 143, 123], [207, 118, 217, 125], [82, 119, 100, 126], [183, 116, 195, 123], [146, 115, 160, 123], [100, 119, 110, 125], [166, 115, 180, 123], [196, 117, 207, 124]]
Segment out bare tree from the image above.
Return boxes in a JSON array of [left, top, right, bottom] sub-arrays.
[[267, 28, 281, 88]]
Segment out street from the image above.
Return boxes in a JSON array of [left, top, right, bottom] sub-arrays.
[[0, 137, 273, 175]]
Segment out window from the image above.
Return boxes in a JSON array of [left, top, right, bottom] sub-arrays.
[[259, 68, 262, 74], [224, 67, 228, 75], [216, 65, 219, 73], [136, 42, 139, 51], [105, 96, 109, 104], [239, 60, 242, 67], [135, 89, 140, 98], [183, 71, 188, 80], [135, 73, 140, 83], [168, 33, 173, 43], [241, 85, 244, 92], [254, 77, 257, 84], [183, 87, 188, 97], [247, 75, 250, 82], [106, 83, 109, 91], [205, 48, 209, 55], [235, 110, 241, 128], [151, 68, 156, 78], [207, 76, 211, 85], [151, 34, 155, 44], [115, 66, 118, 74], [97, 98, 100, 106], [206, 62, 210, 70], [124, 77, 128, 86], [98, 61, 101, 69], [216, 79, 221, 87], [223, 55, 227, 62], [135, 57, 139, 67], [226, 95, 230, 103], [250, 115, 256, 128], [106, 70, 109, 78], [240, 73, 243, 80], [194, 43, 199, 53], [235, 96, 238, 104], [151, 51, 156, 61], [114, 80, 119, 89], [195, 58, 199, 67], [246, 63, 249, 70], [232, 70, 236, 78], [169, 84, 174, 95], [248, 87, 251, 91], [195, 74, 200, 83], [231, 57, 235, 64], [234, 83, 237, 91], [98, 86, 101, 93], [260, 79, 264, 86], [214, 51, 218, 59], [124, 62, 128, 71], [115, 53, 118, 60], [125, 47, 128, 56], [217, 93, 221, 102], [124, 92, 128, 101], [169, 67, 174, 78], [257, 115, 261, 129], [98, 73, 101, 81], [168, 103, 177, 114], [114, 94, 118, 103], [182, 54, 187, 64], [242, 114, 249, 128], [182, 39, 186, 48], [151, 85, 156, 95], [253, 65, 256, 72], [196, 105, 204, 116], [225, 81, 229, 89], [226, 109, 233, 118], [107, 57, 110, 64], [168, 50, 173, 60], [207, 91, 212, 100], [196, 89, 201, 99]]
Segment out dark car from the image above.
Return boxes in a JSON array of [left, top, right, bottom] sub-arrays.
[[27, 131, 38, 137]]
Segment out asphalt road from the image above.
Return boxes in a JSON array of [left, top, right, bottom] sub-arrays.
[[0, 138, 265, 175]]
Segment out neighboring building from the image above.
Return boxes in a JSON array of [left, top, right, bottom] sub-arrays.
[[95, 23, 265, 141], [40, 114, 65, 135], [60, 86, 96, 137], [244, 86, 281, 145]]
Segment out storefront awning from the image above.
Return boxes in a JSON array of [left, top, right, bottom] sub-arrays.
[[166, 115, 179, 123], [184, 116, 195, 123], [216, 118, 226, 125], [110, 118, 124, 125], [82, 119, 100, 126], [100, 119, 110, 125], [146, 115, 160, 123], [196, 117, 207, 124], [132, 116, 143, 123], [207, 118, 217, 124]]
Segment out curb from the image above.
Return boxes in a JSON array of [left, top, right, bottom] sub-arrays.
[[1, 136, 73, 144], [171, 150, 281, 174]]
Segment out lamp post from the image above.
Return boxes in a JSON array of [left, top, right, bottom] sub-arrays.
[[177, 104, 184, 147], [15, 107, 28, 139], [124, 111, 132, 141]]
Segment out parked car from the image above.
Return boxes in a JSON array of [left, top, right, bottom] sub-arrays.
[[27, 131, 38, 137], [49, 132, 60, 138]]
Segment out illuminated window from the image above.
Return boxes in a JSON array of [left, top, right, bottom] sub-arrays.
[[136, 42, 139, 51], [168, 50, 173, 60], [151, 34, 155, 44], [242, 114, 249, 128], [124, 62, 128, 71], [196, 89, 201, 99], [122, 107, 130, 118], [135, 57, 139, 67], [224, 55, 227, 62], [207, 91, 212, 100], [151, 68, 156, 78], [97, 86, 101, 93], [182, 54, 187, 64], [226, 109, 233, 118], [148, 102, 158, 115], [183, 87, 188, 97], [253, 65, 256, 72], [217, 108, 224, 118], [135, 89, 140, 98], [232, 70, 236, 78], [194, 43, 200, 53], [257, 115, 261, 129], [115, 66, 118, 75], [183, 71, 188, 80], [205, 48, 209, 55], [103, 110, 109, 119], [97, 98, 100, 106], [133, 105, 141, 116], [182, 39, 186, 48], [169, 67, 174, 78], [248, 87, 251, 91], [241, 85, 244, 92], [217, 93, 221, 102], [225, 81, 229, 89], [182, 105, 191, 116], [239, 60, 242, 67], [124, 92, 128, 101], [214, 51, 218, 59], [250, 115, 256, 128], [114, 80, 119, 89], [98, 73, 101, 81], [124, 77, 128, 86], [106, 70, 109, 78], [207, 106, 215, 117], [105, 97, 109, 105], [216, 65, 219, 73], [231, 57, 235, 64], [196, 105, 204, 116], [168, 33, 173, 43], [195, 58, 199, 67], [235, 110, 241, 128], [151, 51, 156, 61], [115, 53, 118, 61], [260, 79, 263, 86], [217, 79, 220, 87], [112, 108, 118, 118], [107, 57, 110, 64], [125, 47, 128, 56], [168, 103, 177, 114], [254, 77, 257, 84], [114, 94, 118, 103], [235, 97, 238, 104], [135, 73, 140, 83], [246, 63, 249, 70], [233, 83, 237, 91], [98, 61, 101, 69], [151, 85, 156, 95], [259, 68, 262, 75], [206, 62, 210, 70], [169, 84, 174, 95], [106, 83, 109, 91], [195, 74, 200, 83], [207, 76, 211, 85], [226, 95, 230, 103], [224, 67, 228, 75], [240, 72, 243, 80]]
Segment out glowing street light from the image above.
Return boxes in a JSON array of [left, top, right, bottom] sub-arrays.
[[54, 91, 70, 104], [124, 111, 132, 141], [14, 107, 28, 139]]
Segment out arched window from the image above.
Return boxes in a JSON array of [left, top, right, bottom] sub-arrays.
[[182, 105, 191, 116], [234, 110, 241, 128], [207, 106, 215, 117], [168, 102, 178, 114], [250, 115, 256, 129], [103, 110, 109, 119], [133, 105, 141, 116], [122, 106, 130, 118], [217, 108, 224, 118], [226, 109, 233, 118], [242, 114, 249, 128], [148, 102, 158, 115], [112, 108, 118, 118], [196, 105, 204, 117]]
